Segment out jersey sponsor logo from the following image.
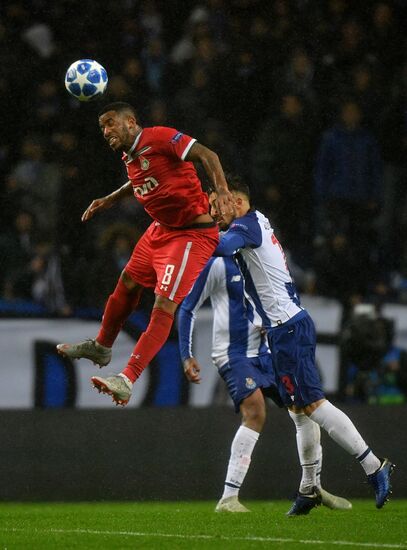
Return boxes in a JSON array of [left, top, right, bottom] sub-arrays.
[[245, 377, 257, 390], [171, 132, 184, 143], [133, 176, 159, 197]]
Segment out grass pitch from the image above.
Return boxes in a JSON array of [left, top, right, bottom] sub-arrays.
[[0, 500, 406, 549]]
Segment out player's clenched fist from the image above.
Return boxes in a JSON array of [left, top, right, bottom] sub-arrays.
[[183, 357, 202, 384]]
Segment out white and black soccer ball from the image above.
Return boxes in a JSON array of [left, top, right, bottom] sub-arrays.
[[65, 59, 108, 101]]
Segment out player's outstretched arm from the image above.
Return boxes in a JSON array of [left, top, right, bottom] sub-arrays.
[[81, 181, 133, 222], [183, 357, 202, 384], [186, 143, 234, 214]]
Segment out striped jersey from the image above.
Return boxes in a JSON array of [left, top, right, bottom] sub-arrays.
[[215, 210, 303, 328], [178, 256, 269, 369]]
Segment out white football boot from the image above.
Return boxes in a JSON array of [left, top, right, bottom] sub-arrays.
[[320, 488, 352, 510], [215, 496, 250, 513], [91, 374, 132, 406], [57, 338, 111, 367]]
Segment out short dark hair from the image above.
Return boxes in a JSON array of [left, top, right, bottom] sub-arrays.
[[98, 102, 138, 119], [207, 173, 251, 200]]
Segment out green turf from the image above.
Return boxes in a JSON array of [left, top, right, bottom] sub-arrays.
[[0, 500, 406, 549]]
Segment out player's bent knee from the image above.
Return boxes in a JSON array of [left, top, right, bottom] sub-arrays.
[[302, 398, 326, 416], [241, 391, 266, 431], [241, 409, 265, 432], [120, 270, 142, 292], [154, 294, 179, 314]]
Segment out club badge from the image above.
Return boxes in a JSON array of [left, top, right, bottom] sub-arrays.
[[245, 377, 257, 390], [140, 156, 150, 170]]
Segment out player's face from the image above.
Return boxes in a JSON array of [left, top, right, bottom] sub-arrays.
[[209, 192, 235, 230], [99, 110, 135, 151]]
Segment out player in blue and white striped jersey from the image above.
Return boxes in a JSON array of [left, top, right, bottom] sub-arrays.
[[179, 251, 351, 513], [210, 174, 394, 514], [178, 254, 270, 380]]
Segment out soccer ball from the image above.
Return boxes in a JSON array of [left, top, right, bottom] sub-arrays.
[[65, 59, 108, 101]]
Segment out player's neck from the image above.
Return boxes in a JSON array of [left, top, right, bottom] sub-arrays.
[[235, 203, 251, 218], [125, 126, 143, 154]]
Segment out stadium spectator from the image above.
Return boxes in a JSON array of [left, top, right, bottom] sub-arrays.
[[172, 66, 218, 135], [121, 57, 150, 111], [368, 2, 403, 80], [312, 232, 366, 308], [84, 223, 141, 308], [341, 304, 407, 404], [375, 61, 407, 283], [141, 37, 168, 96], [0, 209, 38, 298], [252, 93, 318, 258], [314, 100, 383, 266], [272, 48, 321, 112], [7, 135, 61, 236], [5, 238, 69, 315], [338, 63, 384, 129]]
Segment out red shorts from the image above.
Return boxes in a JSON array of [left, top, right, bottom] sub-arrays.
[[125, 221, 219, 303]]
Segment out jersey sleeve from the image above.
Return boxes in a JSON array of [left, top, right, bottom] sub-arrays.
[[178, 257, 221, 361], [214, 214, 262, 256], [152, 126, 197, 161]]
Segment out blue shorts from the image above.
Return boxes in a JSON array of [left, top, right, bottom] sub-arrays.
[[218, 353, 283, 412], [268, 311, 325, 407]]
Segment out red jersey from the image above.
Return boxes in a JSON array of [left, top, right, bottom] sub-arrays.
[[123, 126, 209, 227]]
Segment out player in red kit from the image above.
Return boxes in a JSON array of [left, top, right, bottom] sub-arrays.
[[57, 102, 233, 405]]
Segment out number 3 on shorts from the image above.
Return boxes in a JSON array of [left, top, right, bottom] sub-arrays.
[[160, 264, 175, 289]]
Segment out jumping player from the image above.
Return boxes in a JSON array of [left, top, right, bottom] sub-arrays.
[[178, 251, 352, 513], [209, 175, 395, 512], [57, 102, 233, 405]]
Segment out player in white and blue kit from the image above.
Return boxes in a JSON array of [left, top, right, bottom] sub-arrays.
[[179, 250, 351, 513], [179, 255, 277, 410], [210, 175, 394, 514]]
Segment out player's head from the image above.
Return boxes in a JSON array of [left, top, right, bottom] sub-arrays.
[[98, 102, 140, 152], [209, 174, 251, 230]]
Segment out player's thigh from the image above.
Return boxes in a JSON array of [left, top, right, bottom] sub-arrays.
[[219, 355, 275, 413], [154, 227, 218, 304], [240, 388, 266, 419], [271, 315, 324, 407], [124, 224, 157, 289]]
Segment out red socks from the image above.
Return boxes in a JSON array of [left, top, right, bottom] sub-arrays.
[[96, 278, 175, 384], [122, 307, 175, 383], [96, 278, 142, 348]]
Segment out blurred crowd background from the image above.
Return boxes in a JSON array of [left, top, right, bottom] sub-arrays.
[[1, 0, 407, 402]]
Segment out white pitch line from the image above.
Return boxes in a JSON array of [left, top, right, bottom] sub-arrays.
[[1, 528, 407, 549]]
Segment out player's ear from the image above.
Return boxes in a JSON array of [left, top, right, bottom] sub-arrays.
[[127, 115, 136, 129]]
